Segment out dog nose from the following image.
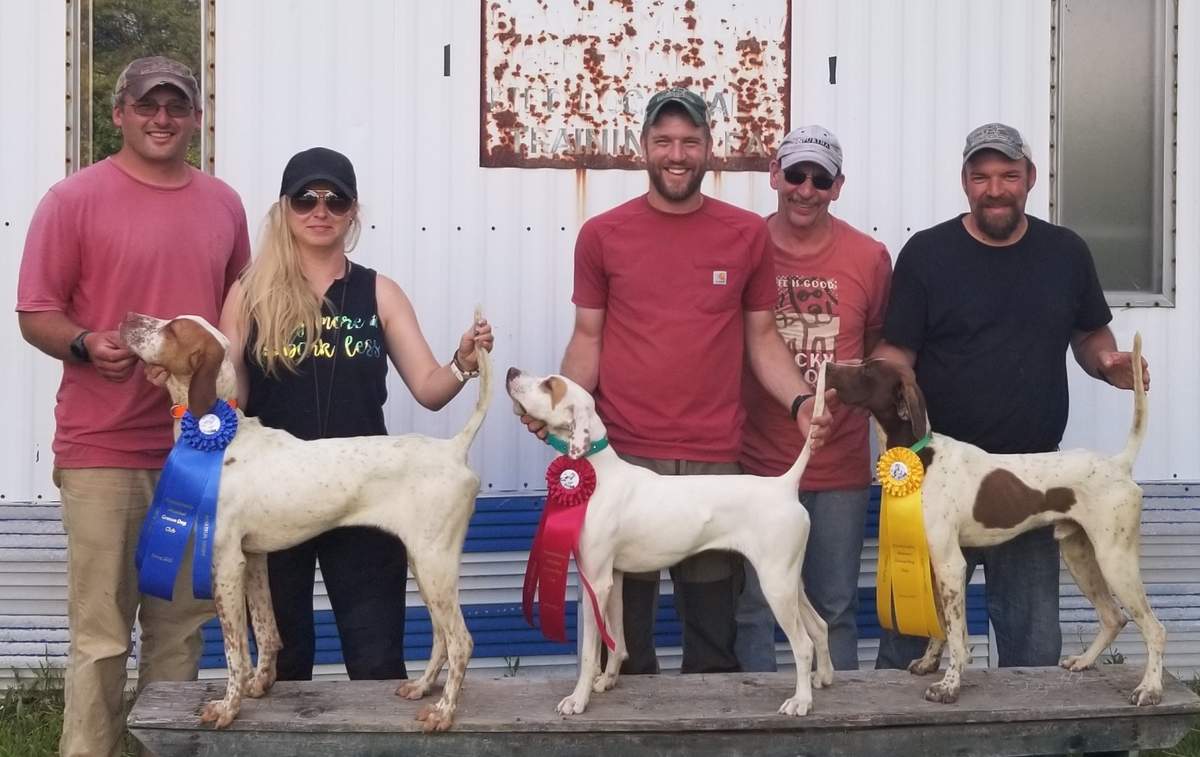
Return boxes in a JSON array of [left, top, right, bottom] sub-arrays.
[[506, 367, 521, 383]]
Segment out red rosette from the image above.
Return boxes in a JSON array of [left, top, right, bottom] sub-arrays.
[[545, 455, 596, 507]]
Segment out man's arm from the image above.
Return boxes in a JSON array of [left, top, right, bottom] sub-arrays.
[[869, 339, 917, 368], [744, 309, 810, 428], [560, 306, 605, 392], [1071, 325, 1150, 390], [18, 311, 136, 382]]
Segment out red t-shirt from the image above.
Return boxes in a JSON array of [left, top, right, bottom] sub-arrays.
[[740, 215, 892, 489], [573, 194, 777, 462], [17, 158, 251, 469]]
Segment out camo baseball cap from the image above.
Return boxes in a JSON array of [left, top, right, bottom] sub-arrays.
[[643, 87, 709, 128], [962, 122, 1032, 163], [113, 56, 199, 108]]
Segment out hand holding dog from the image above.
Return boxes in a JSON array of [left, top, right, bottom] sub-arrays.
[[1098, 349, 1151, 391], [454, 317, 494, 372], [88, 330, 138, 383]]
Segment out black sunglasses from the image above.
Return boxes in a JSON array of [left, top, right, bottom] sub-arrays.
[[782, 166, 836, 190], [290, 189, 354, 216]]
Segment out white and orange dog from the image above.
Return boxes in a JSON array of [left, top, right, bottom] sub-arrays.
[[119, 312, 489, 731], [506, 366, 832, 717], [823, 335, 1164, 707]]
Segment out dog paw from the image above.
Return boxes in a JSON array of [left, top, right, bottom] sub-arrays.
[[416, 703, 454, 732], [556, 694, 589, 715], [907, 658, 940, 676], [246, 671, 275, 698], [592, 671, 618, 693], [1130, 684, 1163, 706], [1059, 654, 1094, 672], [199, 699, 238, 729], [810, 669, 833, 689], [923, 681, 959, 704], [396, 681, 430, 700], [778, 696, 812, 716]]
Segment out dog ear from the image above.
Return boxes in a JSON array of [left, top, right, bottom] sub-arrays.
[[545, 376, 567, 409], [895, 377, 928, 441], [187, 331, 226, 416], [567, 403, 592, 459]]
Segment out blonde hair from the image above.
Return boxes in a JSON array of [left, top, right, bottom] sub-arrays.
[[238, 196, 362, 376]]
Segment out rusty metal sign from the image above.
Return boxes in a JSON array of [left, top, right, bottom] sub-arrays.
[[480, 0, 790, 170]]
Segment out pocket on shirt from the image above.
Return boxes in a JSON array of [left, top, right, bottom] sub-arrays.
[[691, 253, 743, 314]]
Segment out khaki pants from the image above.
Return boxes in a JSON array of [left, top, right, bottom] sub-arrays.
[[55, 468, 214, 757]]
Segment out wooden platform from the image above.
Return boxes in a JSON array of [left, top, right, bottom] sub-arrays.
[[128, 666, 1200, 756]]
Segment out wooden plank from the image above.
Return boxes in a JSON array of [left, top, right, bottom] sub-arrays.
[[128, 666, 1200, 756]]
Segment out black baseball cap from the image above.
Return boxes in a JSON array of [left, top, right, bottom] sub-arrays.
[[279, 147, 358, 199]]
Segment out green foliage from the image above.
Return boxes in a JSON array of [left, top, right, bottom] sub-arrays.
[[88, 0, 202, 166], [0, 664, 136, 757]]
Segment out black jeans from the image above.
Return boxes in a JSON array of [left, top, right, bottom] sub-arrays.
[[268, 526, 409, 681]]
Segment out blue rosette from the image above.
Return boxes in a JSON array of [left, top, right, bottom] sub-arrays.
[[136, 399, 237, 601]]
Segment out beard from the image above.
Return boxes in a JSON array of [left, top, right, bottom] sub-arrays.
[[974, 200, 1023, 241], [647, 162, 706, 203]]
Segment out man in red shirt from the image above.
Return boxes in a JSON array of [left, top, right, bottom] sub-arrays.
[[737, 126, 892, 672], [549, 88, 813, 674], [16, 56, 249, 757]]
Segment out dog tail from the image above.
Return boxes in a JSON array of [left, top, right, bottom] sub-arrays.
[[1115, 332, 1147, 471], [780, 361, 825, 486], [453, 310, 493, 456]]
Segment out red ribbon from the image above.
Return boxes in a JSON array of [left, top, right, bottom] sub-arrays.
[[522, 455, 616, 650]]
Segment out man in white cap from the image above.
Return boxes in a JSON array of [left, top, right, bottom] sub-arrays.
[[16, 55, 249, 756], [870, 122, 1147, 672], [736, 125, 892, 672]]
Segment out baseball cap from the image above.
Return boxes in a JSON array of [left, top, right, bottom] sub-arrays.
[[643, 87, 709, 128], [776, 125, 843, 176], [279, 147, 358, 200], [962, 122, 1033, 163], [113, 56, 199, 108]]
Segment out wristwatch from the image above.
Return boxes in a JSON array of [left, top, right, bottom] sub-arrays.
[[69, 330, 92, 363], [789, 393, 813, 421]]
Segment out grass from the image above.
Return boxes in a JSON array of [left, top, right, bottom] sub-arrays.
[[0, 664, 136, 757], [1146, 675, 1200, 757]]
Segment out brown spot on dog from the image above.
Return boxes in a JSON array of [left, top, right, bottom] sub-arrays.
[[973, 469, 1076, 529], [224, 457, 237, 466]]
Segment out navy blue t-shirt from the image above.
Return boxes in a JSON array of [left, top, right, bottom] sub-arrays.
[[883, 215, 1111, 454]]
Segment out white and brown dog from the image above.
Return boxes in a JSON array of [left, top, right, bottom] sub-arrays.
[[506, 367, 833, 717], [119, 312, 490, 731], [824, 335, 1164, 706]]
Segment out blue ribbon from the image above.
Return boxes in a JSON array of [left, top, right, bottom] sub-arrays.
[[136, 400, 237, 600]]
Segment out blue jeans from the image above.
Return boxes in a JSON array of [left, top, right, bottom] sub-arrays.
[[876, 525, 1062, 669], [736, 488, 870, 672]]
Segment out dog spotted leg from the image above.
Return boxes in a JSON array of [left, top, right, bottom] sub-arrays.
[[923, 550, 968, 704], [398, 561, 447, 702], [1057, 526, 1127, 671], [200, 550, 249, 728], [244, 553, 280, 698]]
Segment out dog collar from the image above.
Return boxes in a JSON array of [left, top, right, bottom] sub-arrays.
[[545, 435, 610, 457], [910, 433, 932, 453], [171, 399, 237, 419]]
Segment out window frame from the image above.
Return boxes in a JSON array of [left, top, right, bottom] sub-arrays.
[[1049, 0, 1178, 307]]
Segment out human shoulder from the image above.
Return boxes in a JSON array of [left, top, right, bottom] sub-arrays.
[[831, 216, 888, 258], [895, 216, 966, 262], [188, 168, 246, 212], [38, 160, 120, 206], [697, 194, 767, 239], [579, 196, 651, 241], [1025, 214, 1089, 251]]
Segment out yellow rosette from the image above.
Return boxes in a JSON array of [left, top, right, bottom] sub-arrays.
[[876, 445, 944, 640]]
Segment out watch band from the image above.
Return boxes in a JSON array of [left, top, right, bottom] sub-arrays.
[[789, 393, 813, 421], [69, 330, 92, 363]]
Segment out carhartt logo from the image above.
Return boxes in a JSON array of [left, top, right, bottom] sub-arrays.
[[713, 270, 727, 285]]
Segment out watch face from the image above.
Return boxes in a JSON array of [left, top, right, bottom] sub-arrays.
[[70, 333, 89, 361]]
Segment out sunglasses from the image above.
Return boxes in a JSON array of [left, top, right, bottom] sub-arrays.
[[290, 189, 354, 216], [129, 100, 194, 118], [782, 166, 836, 190]]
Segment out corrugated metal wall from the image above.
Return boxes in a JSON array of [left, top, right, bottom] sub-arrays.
[[0, 0, 1196, 682]]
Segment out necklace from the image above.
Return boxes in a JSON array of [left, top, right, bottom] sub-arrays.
[[313, 260, 351, 439]]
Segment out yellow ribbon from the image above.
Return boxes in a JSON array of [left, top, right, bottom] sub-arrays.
[[876, 446, 944, 640]]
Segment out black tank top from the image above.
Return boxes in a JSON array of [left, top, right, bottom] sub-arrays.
[[244, 262, 388, 440]]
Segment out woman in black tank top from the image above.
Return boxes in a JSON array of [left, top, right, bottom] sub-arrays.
[[216, 148, 493, 681]]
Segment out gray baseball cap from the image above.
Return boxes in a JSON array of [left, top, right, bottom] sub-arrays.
[[113, 56, 200, 108], [776, 125, 843, 176], [644, 87, 709, 128], [962, 122, 1032, 163]]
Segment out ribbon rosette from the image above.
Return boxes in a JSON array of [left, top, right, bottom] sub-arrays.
[[179, 399, 238, 452], [877, 446, 924, 497], [875, 444, 943, 640], [545, 456, 596, 507], [523, 455, 615, 649]]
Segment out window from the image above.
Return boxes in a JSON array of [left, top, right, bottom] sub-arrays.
[[1052, 0, 1176, 305], [71, 0, 207, 171]]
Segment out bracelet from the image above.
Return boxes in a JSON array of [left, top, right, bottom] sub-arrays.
[[789, 393, 813, 421], [450, 352, 479, 383]]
